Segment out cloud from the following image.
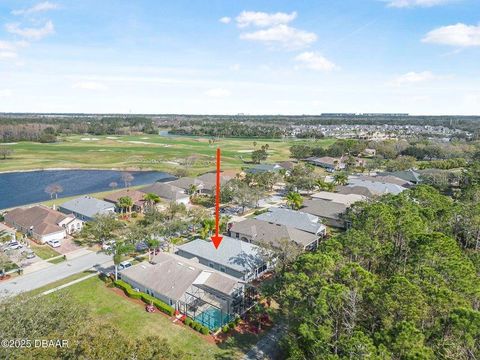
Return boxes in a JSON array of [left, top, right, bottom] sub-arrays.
[[219, 17, 231, 24], [230, 64, 241, 71], [294, 52, 337, 71], [6, 21, 55, 40], [240, 24, 317, 50], [73, 81, 108, 91], [204, 88, 231, 98], [0, 51, 18, 60], [0, 89, 13, 98], [422, 23, 480, 47], [392, 71, 438, 85], [12, 1, 59, 16], [236, 11, 297, 28], [385, 0, 456, 7]]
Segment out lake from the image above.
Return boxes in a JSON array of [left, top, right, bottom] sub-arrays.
[[0, 169, 175, 210]]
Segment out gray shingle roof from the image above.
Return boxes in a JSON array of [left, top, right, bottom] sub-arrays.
[[299, 199, 347, 220], [140, 183, 189, 201], [168, 177, 204, 191], [255, 207, 325, 234], [230, 218, 318, 248], [348, 178, 406, 195], [176, 236, 264, 273], [121, 252, 240, 301], [59, 196, 115, 219]]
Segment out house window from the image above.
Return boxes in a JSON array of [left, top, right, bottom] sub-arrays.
[[235, 232, 239, 239], [220, 267, 226, 273], [208, 262, 215, 268]]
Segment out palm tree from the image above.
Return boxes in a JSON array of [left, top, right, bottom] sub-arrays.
[[315, 179, 335, 192], [200, 218, 215, 239], [109, 241, 134, 280], [333, 172, 349, 186], [118, 196, 134, 217], [143, 193, 160, 210], [286, 192, 303, 210], [109, 181, 118, 190]]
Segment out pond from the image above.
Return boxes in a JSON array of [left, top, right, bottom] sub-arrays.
[[0, 169, 175, 210]]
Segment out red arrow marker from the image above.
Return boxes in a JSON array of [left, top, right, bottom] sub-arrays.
[[211, 147, 223, 249]]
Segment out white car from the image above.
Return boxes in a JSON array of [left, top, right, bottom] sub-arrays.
[[4, 241, 23, 251], [102, 240, 116, 251], [118, 261, 132, 270], [47, 239, 61, 248]]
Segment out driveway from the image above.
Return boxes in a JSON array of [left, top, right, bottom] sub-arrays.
[[0, 251, 112, 297], [56, 236, 82, 255]]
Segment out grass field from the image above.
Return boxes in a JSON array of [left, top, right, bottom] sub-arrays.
[[52, 276, 264, 359], [30, 242, 61, 260], [0, 134, 335, 174]]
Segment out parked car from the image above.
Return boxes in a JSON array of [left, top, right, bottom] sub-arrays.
[[118, 261, 132, 270], [4, 241, 23, 251], [46, 239, 61, 248], [22, 250, 35, 259], [102, 240, 116, 251]]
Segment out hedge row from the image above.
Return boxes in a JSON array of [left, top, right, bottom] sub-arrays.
[[184, 317, 209, 335], [113, 280, 174, 316]]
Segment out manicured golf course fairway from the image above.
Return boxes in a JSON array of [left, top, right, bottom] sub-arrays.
[[0, 134, 335, 174]]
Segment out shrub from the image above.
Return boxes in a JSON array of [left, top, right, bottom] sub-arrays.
[[234, 316, 241, 325], [228, 321, 235, 329], [200, 326, 209, 335], [184, 317, 192, 326], [222, 325, 229, 333]]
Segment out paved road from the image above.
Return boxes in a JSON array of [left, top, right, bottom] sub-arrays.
[[244, 324, 286, 360], [0, 251, 112, 297]]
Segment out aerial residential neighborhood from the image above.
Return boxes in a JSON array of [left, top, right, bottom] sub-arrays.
[[1, 1, 480, 360]]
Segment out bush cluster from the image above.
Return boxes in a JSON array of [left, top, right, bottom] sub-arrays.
[[113, 280, 174, 316], [184, 317, 209, 335]]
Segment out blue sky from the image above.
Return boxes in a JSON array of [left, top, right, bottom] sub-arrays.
[[0, 0, 479, 115]]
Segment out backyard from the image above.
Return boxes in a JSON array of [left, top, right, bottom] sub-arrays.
[[50, 276, 269, 359]]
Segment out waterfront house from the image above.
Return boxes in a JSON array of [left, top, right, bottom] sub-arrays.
[[58, 196, 115, 221]]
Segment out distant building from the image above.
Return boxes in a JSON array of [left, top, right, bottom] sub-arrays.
[[140, 183, 190, 205], [58, 196, 115, 221], [229, 218, 319, 251], [196, 172, 232, 194], [176, 236, 269, 281], [246, 164, 284, 174], [103, 189, 147, 213], [362, 148, 377, 157], [255, 207, 326, 236], [299, 199, 348, 228], [311, 191, 366, 206], [378, 169, 422, 185], [4, 205, 82, 243], [346, 178, 407, 196], [168, 177, 205, 194], [305, 157, 345, 172]]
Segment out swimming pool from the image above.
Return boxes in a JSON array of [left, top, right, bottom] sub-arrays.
[[194, 308, 231, 330]]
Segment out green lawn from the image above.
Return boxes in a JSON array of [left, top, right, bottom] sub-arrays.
[[51, 276, 267, 359], [28, 271, 95, 296], [30, 243, 61, 260], [0, 134, 335, 174]]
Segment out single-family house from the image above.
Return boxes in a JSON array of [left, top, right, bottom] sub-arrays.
[[104, 189, 147, 213], [305, 156, 345, 172], [346, 178, 407, 196], [58, 196, 115, 221], [119, 252, 249, 330], [196, 173, 232, 194], [246, 164, 283, 175], [4, 205, 83, 243], [362, 148, 377, 157], [378, 169, 422, 185], [311, 191, 366, 206], [168, 177, 205, 194], [255, 207, 326, 236], [229, 218, 319, 251], [355, 175, 412, 188], [176, 236, 269, 281], [140, 183, 190, 205], [336, 185, 376, 199], [299, 199, 348, 228]]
